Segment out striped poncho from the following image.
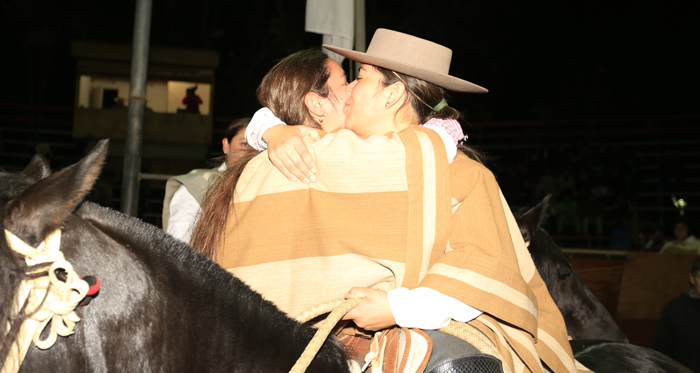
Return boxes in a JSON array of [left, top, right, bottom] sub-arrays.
[[217, 126, 586, 373]]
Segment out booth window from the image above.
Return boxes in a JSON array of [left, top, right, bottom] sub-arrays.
[[77, 75, 211, 115]]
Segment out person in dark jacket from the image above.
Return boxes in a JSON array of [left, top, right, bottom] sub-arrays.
[[653, 258, 700, 372]]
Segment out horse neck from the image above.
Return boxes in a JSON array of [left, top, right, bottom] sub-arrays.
[[73, 202, 259, 313], [72, 202, 332, 371], [75, 202, 218, 283]]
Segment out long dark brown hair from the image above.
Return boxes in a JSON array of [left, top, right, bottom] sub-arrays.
[[190, 49, 335, 259], [257, 49, 333, 129], [375, 66, 485, 164], [190, 152, 257, 259]]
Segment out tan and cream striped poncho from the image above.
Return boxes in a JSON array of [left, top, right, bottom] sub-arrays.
[[218, 126, 586, 373]]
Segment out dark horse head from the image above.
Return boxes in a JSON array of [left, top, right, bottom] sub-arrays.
[[517, 195, 628, 343], [0, 140, 348, 372]]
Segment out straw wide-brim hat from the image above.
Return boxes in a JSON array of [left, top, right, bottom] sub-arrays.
[[324, 28, 487, 93]]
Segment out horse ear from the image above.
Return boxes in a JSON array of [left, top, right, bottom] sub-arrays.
[[518, 194, 552, 251], [4, 140, 109, 247], [536, 194, 552, 230], [21, 154, 52, 184]]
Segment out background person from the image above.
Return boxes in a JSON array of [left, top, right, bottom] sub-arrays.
[[182, 86, 203, 113], [162, 118, 255, 243], [653, 259, 700, 372], [660, 217, 700, 254]]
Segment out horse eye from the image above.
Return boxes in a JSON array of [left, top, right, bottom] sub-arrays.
[[558, 269, 572, 280]]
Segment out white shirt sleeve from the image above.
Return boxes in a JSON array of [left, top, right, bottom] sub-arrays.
[[420, 126, 457, 164], [166, 184, 201, 244], [387, 287, 482, 329], [245, 107, 287, 151]]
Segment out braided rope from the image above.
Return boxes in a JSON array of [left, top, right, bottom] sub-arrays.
[[2, 229, 89, 373], [289, 299, 510, 373], [289, 298, 361, 373], [294, 299, 349, 324]]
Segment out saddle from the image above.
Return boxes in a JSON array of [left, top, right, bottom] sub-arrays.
[[339, 326, 503, 373]]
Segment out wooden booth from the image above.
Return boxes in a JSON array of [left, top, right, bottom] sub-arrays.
[[71, 41, 219, 164]]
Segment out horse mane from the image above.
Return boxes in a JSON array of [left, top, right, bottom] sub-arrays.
[[575, 342, 692, 373], [0, 229, 27, 364], [75, 201, 256, 296], [73, 201, 311, 328], [0, 171, 33, 361]]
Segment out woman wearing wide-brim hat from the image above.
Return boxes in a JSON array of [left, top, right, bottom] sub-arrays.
[[194, 29, 582, 373], [327, 28, 579, 373]]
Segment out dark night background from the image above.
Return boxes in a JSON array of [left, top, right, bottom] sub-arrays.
[[1, 0, 697, 120], [0, 0, 699, 243]]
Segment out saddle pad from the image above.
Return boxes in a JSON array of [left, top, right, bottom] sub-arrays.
[[366, 327, 433, 373]]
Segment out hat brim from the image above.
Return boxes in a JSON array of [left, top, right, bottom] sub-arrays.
[[324, 44, 488, 93]]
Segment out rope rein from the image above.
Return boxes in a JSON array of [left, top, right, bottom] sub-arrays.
[[2, 229, 89, 373], [290, 298, 361, 373], [289, 298, 510, 373]]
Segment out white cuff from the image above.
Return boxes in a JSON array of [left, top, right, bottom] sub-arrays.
[[387, 287, 482, 330], [421, 125, 457, 163], [245, 107, 287, 151]]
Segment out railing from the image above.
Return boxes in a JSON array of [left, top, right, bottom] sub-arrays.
[[550, 233, 680, 252], [140, 173, 174, 181], [551, 235, 641, 250], [563, 248, 628, 257]]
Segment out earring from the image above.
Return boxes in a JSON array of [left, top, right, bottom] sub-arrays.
[[224, 151, 228, 155], [385, 102, 391, 108], [319, 116, 324, 124]]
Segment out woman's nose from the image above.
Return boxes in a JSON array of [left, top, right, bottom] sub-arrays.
[[347, 80, 357, 94]]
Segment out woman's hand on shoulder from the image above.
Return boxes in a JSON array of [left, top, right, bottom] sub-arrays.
[[263, 125, 320, 183], [342, 287, 396, 331]]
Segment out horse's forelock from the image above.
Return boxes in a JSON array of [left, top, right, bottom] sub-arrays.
[[0, 173, 32, 202], [530, 228, 566, 269], [531, 228, 577, 301]]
